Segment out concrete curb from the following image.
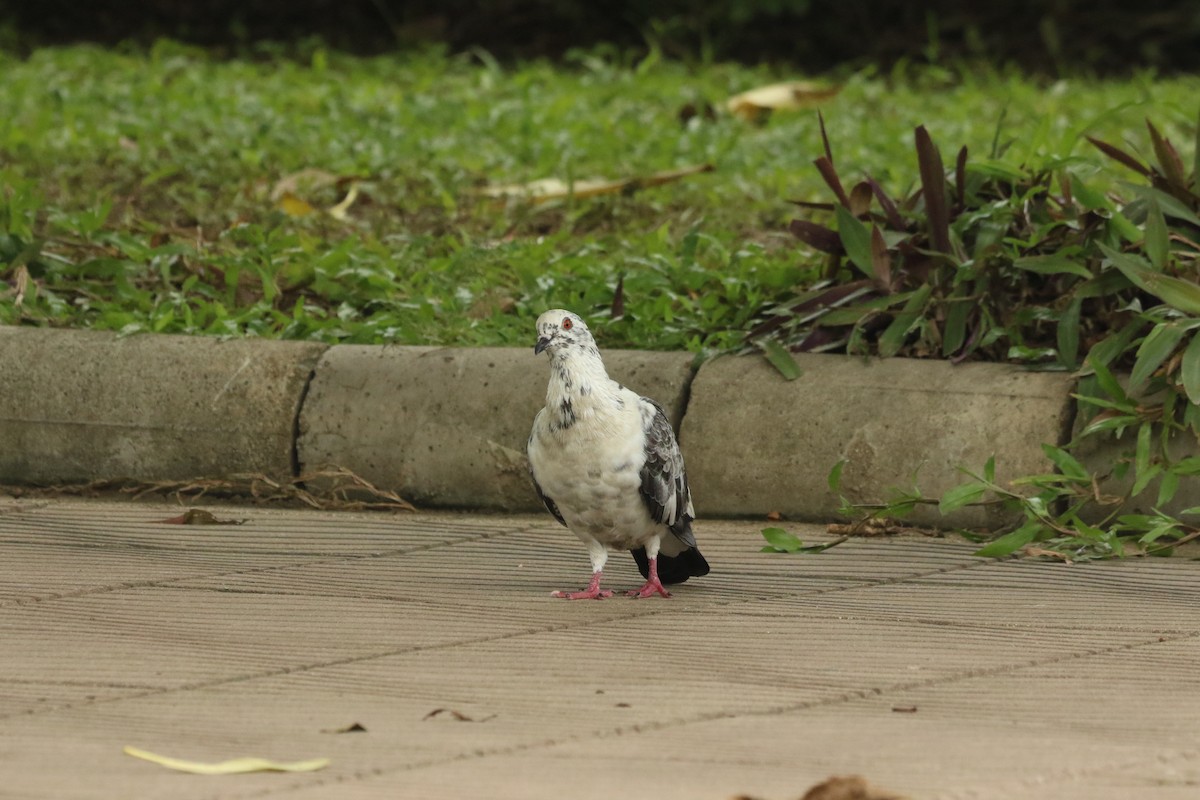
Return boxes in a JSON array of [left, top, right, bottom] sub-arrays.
[[296, 345, 694, 510], [682, 353, 1074, 527], [0, 328, 325, 484], [3, 327, 1185, 524]]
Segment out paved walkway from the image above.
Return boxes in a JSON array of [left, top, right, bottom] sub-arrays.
[[1, 498, 1198, 799]]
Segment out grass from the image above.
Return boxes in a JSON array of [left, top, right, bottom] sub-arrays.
[[1, 41, 1199, 353]]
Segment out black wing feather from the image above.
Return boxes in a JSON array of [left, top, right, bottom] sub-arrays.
[[530, 470, 567, 528]]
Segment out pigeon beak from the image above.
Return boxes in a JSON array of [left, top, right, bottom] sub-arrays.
[[534, 335, 551, 355]]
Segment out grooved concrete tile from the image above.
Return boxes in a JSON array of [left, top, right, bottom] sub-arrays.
[[509, 636, 1200, 800], [167, 522, 984, 607], [1, 500, 1196, 800], [789, 558, 1200, 633], [0, 502, 523, 604]]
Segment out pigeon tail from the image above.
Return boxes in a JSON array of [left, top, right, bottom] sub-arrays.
[[631, 546, 709, 585]]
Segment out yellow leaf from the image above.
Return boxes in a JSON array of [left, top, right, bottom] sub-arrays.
[[476, 164, 712, 204], [327, 182, 360, 220], [123, 746, 330, 775], [277, 192, 318, 217], [726, 81, 842, 120]]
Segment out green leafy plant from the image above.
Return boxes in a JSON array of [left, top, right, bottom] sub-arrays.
[[782, 114, 1200, 559], [759, 526, 847, 553], [748, 113, 1172, 370], [831, 450, 1200, 561]]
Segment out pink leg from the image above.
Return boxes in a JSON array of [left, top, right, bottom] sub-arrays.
[[551, 571, 614, 600], [627, 557, 672, 599]]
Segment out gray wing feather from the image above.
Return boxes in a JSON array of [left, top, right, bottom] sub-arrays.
[[637, 398, 696, 547]]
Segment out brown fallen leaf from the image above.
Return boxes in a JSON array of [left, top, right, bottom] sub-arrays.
[[12, 264, 29, 307], [801, 774, 910, 800], [766, 511, 783, 521], [1022, 546, 1074, 563], [320, 722, 367, 734], [827, 519, 941, 538], [159, 509, 245, 525], [727, 81, 842, 121]]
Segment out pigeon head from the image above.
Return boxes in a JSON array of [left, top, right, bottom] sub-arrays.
[[534, 309, 595, 357]]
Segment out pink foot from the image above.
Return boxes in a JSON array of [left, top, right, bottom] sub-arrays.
[[551, 571, 613, 600], [627, 557, 672, 599]]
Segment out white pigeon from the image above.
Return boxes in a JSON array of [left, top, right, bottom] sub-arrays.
[[527, 309, 709, 599]]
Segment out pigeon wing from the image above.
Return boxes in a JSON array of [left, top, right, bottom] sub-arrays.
[[531, 471, 567, 528], [527, 415, 567, 528], [636, 397, 696, 547]]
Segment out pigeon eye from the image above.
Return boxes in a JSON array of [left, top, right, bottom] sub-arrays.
[[562, 317, 573, 330]]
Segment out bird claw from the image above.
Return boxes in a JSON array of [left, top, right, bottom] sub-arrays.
[[626, 582, 671, 599], [551, 588, 614, 600]]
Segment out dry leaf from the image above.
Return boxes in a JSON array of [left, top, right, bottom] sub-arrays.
[[766, 511, 782, 521], [727, 81, 842, 120], [12, 264, 29, 307], [277, 192, 318, 217], [321, 722, 367, 734], [476, 164, 713, 204], [272, 169, 363, 220], [827, 519, 939, 538], [270, 168, 340, 201], [123, 746, 329, 775], [326, 183, 360, 220], [1022, 546, 1074, 563], [801, 774, 909, 800]]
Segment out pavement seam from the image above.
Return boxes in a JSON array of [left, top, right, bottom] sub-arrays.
[[0, 554, 998, 721], [226, 628, 1200, 799], [0, 522, 547, 610]]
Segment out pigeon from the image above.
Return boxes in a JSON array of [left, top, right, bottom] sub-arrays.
[[526, 309, 709, 599]]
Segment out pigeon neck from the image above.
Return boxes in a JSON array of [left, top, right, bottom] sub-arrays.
[[545, 347, 615, 429]]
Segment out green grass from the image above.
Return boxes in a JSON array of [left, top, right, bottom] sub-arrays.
[[1, 41, 1198, 351]]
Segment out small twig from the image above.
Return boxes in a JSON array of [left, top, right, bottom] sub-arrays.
[[1142, 528, 1200, 557]]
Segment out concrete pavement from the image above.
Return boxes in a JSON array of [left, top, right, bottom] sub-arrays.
[[2, 496, 1198, 799]]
